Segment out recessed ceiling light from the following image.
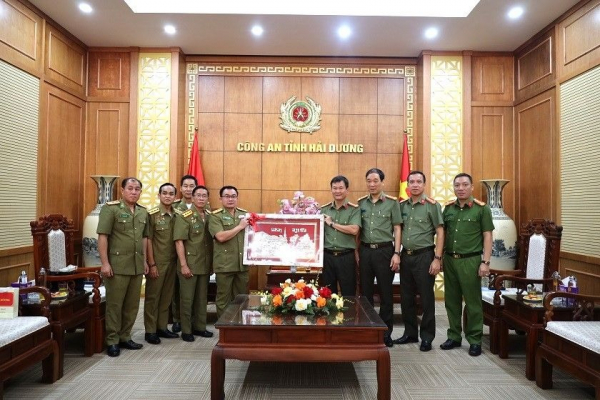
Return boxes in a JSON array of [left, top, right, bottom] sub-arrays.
[[78, 3, 93, 13], [337, 25, 351, 40], [164, 25, 177, 35], [507, 6, 524, 19], [251, 25, 264, 36], [424, 27, 438, 39]]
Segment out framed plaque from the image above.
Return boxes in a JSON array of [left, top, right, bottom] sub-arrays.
[[243, 214, 324, 267]]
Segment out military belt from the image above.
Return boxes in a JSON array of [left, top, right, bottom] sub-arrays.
[[445, 251, 481, 259], [402, 245, 435, 256], [324, 248, 355, 257], [360, 241, 393, 249]]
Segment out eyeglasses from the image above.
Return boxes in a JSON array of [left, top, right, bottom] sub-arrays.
[[193, 193, 209, 198], [221, 194, 238, 199]]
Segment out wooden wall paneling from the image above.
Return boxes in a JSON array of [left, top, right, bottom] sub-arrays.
[[223, 113, 260, 151], [198, 75, 224, 112], [44, 24, 86, 98], [557, 0, 600, 81], [301, 77, 340, 114], [471, 55, 514, 104], [87, 51, 131, 100], [0, 254, 32, 287], [223, 151, 262, 190], [261, 190, 292, 214], [38, 82, 85, 231], [514, 88, 556, 229], [224, 76, 263, 113], [377, 115, 404, 155], [340, 152, 377, 198], [378, 78, 404, 115], [376, 153, 401, 194], [560, 253, 600, 296], [127, 48, 139, 177], [417, 52, 431, 177], [262, 114, 300, 191], [515, 29, 556, 104], [263, 76, 302, 113], [173, 50, 186, 182], [236, 189, 261, 214], [339, 78, 377, 114], [470, 107, 515, 218], [462, 51, 473, 175], [339, 115, 378, 154], [0, 0, 43, 76], [198, 112, 224, 151], [202, 150, 224, 194], [300, 113, 339, 191], [84, 102, 129, 220]]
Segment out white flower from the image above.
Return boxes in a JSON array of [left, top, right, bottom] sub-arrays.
[[336, 299, 344, 309], [294, 315, 309, 325], [311, 294, 317, 301], [260, 296, 268, 305], [285, 278, 291, 284], [331, 293, 339, 299], [283, 286, 293, 296], [295, 298, 308, 311], [298, 279, 305, 284]]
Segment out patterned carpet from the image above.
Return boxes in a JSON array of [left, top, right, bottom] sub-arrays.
[[3, 301, 595, 399]]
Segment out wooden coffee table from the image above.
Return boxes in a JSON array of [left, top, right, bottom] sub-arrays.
[[211, 295, 390, 400]]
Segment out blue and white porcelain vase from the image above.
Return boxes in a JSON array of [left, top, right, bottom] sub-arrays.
[[82, 175, 119, 267], [481, 179, 517, 271]]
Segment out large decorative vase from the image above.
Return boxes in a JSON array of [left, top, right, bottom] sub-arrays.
[[82, 175, 119, 267], [481, 179, 517, 271]]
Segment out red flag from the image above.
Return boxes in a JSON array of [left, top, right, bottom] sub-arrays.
[[398, 134, 410, 200], [187, 129, 205, 186]]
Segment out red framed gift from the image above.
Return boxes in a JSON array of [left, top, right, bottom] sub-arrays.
[[243, 214, 324, 267]]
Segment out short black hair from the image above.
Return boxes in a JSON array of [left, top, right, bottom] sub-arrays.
[[180, 175, 197, 186], [219, 185, 238, 197], [365, 168, 384, 181], [192, 185, 209, 196], [121, 177, 142, 189], [330, 175, 349, 188], [453, 173, 473, 184], [159, 183, 177, 195], [408, 170, 426, 184]]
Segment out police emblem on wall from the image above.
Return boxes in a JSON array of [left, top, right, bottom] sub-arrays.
[[279, 96, 322, 134]]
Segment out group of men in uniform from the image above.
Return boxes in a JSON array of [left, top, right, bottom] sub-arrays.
[[97, 169, 493, 358], [97, 176, 249, 357]]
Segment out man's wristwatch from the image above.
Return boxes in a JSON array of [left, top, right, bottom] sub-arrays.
[[481, 260, 491, 266], [330, 221, 335, 228], [434, 255, 442, 260], [394, 251, 401, 256]]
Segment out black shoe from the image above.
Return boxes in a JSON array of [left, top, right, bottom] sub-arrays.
[[119, 339, 143, 350], [383, 335, 394, 347], [468, 344, 482, 356], [157, 329, 179, 339], [144, 333, 161, 345], [440, 339, 462, 350], [192, 329, 214, 338], [420, 340, 432, 352], [182, 333, 195, 342], [172, 322, 181, 333], [107, 344, 120, 357], [393, 335, 419, 345]]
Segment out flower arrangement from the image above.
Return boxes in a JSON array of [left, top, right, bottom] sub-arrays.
[[278, 191, 320, 215], [260, 278, 346, 315]]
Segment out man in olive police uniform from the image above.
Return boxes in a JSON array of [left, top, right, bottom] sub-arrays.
[[321, 175, 361, 296], [395, 171, 444, 352], [97, 177, 149, 357], [173, 185, 213, 342], [144, 183, 180, 345], [440, 173, 494, 357], [358, 168, 402, 347], [208, 185, 249, 318]]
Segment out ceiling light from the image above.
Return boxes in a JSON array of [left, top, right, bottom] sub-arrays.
[[424, 27, 439, 39], [164, 25, 177, 35], [251, 25, 264, 36], [337, 26, 351, 40], [507, 6, 524, 19], [78, 3, 93, 13]]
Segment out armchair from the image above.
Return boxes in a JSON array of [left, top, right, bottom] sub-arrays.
[[483, 219, 562, 354]]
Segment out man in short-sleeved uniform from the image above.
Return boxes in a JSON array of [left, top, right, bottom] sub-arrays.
[[358, 168, 402, 347], [208, 185, 249, 318], [395, 171, 444, 352], [97, 177, 149, 357], [440, 173, 494, 357], [321, 175, 361, 296]]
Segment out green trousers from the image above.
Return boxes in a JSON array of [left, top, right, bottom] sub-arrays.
[[215, 271, 248, 318], [144, 260, 176, 333], [171, 274, 180, 323], [443, 255, 483, 345], [104, 274, 143, 345], [178, 272, 209, 334]]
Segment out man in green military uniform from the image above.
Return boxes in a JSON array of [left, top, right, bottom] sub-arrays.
[[358, 168, 403, 347], [144, 183, 180, 345], [321, 175, 361, 296], [170, 174, 197, 333], [440, 172, 494, 357], [173, 185, 214, 342], [97, 177, 149, 357], [208, 185, 249, 318], [395, 171, 444, 352]]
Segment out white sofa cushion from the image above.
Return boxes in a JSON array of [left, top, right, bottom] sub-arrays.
[[481, 288, 519, 305], [85, 285, 106, 303], [546, 321, 600, 354], [0, 316, 49, 347]]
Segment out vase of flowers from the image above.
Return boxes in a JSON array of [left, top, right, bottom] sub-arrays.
[[278, 191, 321, 215], [261, 279, 346, 315]]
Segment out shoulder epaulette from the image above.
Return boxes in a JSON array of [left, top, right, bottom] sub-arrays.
[[212, 208, 223, 213], [357, 195, 368, 202], [173, 199, 182, 203], [321, 201, 332, 208], [106, 200, 120, 205], [399, 198, 409, 204], [136, 203, 146, 209], [425, 196, 437, 204], [182, 210, 193, 218], [347, 202, 358, 208], [174, 208, 184, 215], [473, 198, 486, 206], [236, 207, 248, 212], [444, 199, 456, 207], [205, 210, 212, 215], [385, 194, 397, 201], [148, 207, 160, 215]]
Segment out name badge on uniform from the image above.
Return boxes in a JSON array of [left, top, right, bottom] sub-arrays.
[[120, 213, 129, 218]]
